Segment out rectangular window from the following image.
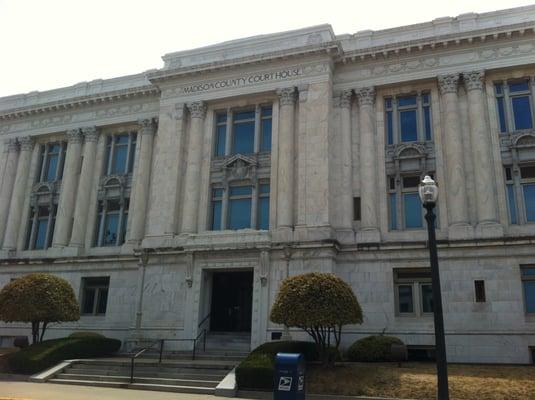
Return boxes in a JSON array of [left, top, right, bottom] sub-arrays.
[[394, 269, 432, 316], [404, 193, 423, 228], [211, 188, 223, 230], [94, 199, 129, 247], [475, 280, 486, 303], [232, 111, 255, 155], [521, 267, 535, 314], [495, 78, 534, 133], [260, 107, 272, 152], [37, 142, 66, 183], [258, 184, 270, 230], [81, 277, 110, 315], [214, 113, 227, 157], [25, 205, 57, 250], [389, 175, 426, 230], [228, 186, 252, 229], [385, 93, 432, 144], [104, 133, 137, 176], [353, 197, 361, 221], [507, 165, 535, 224]]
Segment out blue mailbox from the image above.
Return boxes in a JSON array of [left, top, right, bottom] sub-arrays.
[[273, 353, 306, 400]]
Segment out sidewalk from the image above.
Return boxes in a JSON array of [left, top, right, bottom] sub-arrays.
[[0, 381, 254, 400]]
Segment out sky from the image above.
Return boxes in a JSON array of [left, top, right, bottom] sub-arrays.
[[1, 0, 534, 98]]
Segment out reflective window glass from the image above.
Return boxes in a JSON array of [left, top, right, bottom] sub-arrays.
[[229, 198, 251, 229], [421, 284, 434, 313], [404, 193, 422, 228], [258, 197, 269, 230], [509, 81, 530, 92], [400, 110, 418, 142], [96, 288, 108, 314], [512, 96, 533, 130], [497, 97, 507, 133], [523, 184, 535, 222], [524, 281, 535, 313], [82, 288, 96, 314], [261, 119, 272, 151], [507, 185, 518, 225], [398, 285, 413, 313], [398, 96, 417, 107], [233, 121, 255, 154], [211, 201, 222, 230], [103, 213, 119, 246], [112, 143, 128, 174], [215, 125, 226, 156], [34, 219, 48, 250], [45, 153, 59, 182], [386, 111, 393, 145]]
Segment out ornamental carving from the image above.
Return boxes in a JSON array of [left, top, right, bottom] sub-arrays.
[[185, 252, 194, 288], [222, 154, 258, 184], [438, 74, 460, 95], [512, 133, 535, 148], [173, 103, 185, 120], [277, 87, 296, 106], [66, 128, 83, 144], [339, 89, 353, 109], [259, 250, 270, 287], [82, 126, 99, 142], [4, 138, 18, 152], [463, 70, 485, 91], [18, 136, 34, 151], [356, 87, 375, 106], [187, 101, 207, 119], [138, 117, 158, 135]]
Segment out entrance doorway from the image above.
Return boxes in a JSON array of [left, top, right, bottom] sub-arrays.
[[210, 270, 253, 332]]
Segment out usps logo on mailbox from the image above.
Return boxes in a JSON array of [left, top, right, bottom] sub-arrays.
[[298, 375, 304, 391], [278, 376, 292, 391]]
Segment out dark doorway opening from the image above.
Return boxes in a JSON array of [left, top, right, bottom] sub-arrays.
[[210, 270, 253, 332]]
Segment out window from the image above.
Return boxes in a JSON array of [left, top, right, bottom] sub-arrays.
[[81, 277, 109, 315], [37, 142, 66, 182], [95, 199, 129, 247], [475, 280, 486, 303], [25, 205, 57, 250], [505, 165, 535, 224], [353, 197, 361, 221], [210, 182, 270, 231], [495, 79, 534, 133], [394, 269, 433, 315], [104, 133, 137, 175], [385, 93, 432, 145], [213, 105, 272, 157], [388, 175, 425, 230], [521, 266, 535, 314]]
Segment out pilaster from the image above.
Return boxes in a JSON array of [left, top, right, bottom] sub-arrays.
[[0, 139, 19, 246]]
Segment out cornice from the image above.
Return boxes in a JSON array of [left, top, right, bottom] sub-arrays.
[[337, 22, 535, 64], [0, 85, 160, 121]]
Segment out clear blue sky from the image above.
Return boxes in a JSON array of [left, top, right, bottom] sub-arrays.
[[0, 0, 533, 97]]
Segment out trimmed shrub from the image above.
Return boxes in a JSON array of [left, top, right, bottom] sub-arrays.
[[236, 340, 340, 390], [69, 332, 105, 339], [8, 336, 121, 374], [346, 335, 404, 362]]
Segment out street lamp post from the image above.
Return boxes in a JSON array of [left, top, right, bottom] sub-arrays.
[[419, 176, 449, 400]]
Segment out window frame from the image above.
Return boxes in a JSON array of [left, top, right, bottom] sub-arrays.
[[394, 269, 433, 317], [94, 198, 129, 247], [521, 266, 535, 315], [80, 277, 110, 316], [388, 174, 426, 231], [25, 204, 57, 250], [504, 164, 535, 225], [104, 132, 137, 176], [385, 92, 432, 145], [495, 78, 535, 134], [36, 142, 67, 183]]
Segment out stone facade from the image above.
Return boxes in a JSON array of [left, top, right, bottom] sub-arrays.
[[1, 6, 535, 363]]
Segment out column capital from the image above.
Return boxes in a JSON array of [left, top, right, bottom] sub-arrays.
[[18, 136, 34, 151], [66, 128, 83, 144], [356, 87, 375, 106], [277, 87, 296, 106], [173, 103, 185, 120], [463, 70, 485, 91], [187, 101, 207, 119], [438, 73, 460, 95], [4, 138, 19, 153], [297, 85, 309, 104], [138, 117, 158, 135], [340, 89, 353, 109], [82, 126, 99, 142]]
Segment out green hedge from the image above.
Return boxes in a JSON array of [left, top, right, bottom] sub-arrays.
[[236, 340, 332, 390], [9, 336, 121, 374], [68, 332, 105, 339], [346, 335, 404, 362]]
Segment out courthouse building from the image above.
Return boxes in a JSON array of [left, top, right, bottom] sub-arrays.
[[1, 5, 535, 364]]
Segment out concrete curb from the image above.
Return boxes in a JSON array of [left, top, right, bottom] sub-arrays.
[[237, 390, 415, 400], [215, 367, 237, 397], [29, 360, 72, 383]]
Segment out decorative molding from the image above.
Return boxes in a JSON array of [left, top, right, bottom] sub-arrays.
[[339, 89, 353, 109], [95, 104, 143, 119], [185, 252, 194, 288], [66, 128, 83, 144], [138, 117, 158, 135], [82, 126, 99, 142], [259, 250, 269, 286], [187, 101, 207, 119], [18, 136, 34, 151], [356, 87, 375, 106], [277, 87, 296, 106], [4, 138, 18, 152], [438, 73, 460, 95], [222, 154, 258, 184], [297, 84, 309, 104], [463, 70, 485, 91], [173, 103, 185, 120]]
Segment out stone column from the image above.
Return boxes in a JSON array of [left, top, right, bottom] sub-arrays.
[[0, 139, 19, 246], [356, 87, 380, 242], [53, 129, 83, 247], [129, 118, 157, 243], [69, 127, 99, 248], [276, 87, 296, 228], [340, 89, 354, 229], [438, 74, 471, 239], [464, 71, 502, 237], [181, 101, 206, 233], [3, 137, 34, 251]]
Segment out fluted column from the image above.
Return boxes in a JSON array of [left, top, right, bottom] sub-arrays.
[[276, 87, 296, 228], [438, 74, 470, 236], [53, 129, 83, 247], [69, 127, 99, 247], [3, 137, 34, 251], [464, 71, 501, 233], [181, 102, 207, 233], [0, 139, 19, 246], [356, 87, 380, 242], [129, 118, 157, 243], [340, 89, 354, 229]]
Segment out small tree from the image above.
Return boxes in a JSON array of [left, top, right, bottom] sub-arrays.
[[270, 272, 362, 364], [0, 273, 80, 344]]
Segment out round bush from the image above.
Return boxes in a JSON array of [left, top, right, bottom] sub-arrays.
[[69, 332, 105, 339], [346, 335, 404, 362]]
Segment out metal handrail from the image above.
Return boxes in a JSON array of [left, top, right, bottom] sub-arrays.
[[198, 313, 211, 328], [192, 329, 207, 360], [129, 340, 160, 383]]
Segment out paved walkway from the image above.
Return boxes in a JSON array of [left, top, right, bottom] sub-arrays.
[[0, 382, 255, 400]]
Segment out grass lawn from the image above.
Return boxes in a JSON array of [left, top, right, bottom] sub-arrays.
[[307, 362, 535, 400]]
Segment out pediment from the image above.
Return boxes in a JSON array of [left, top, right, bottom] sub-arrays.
[[222, 154, 258, 169], [513, 133, 535, 148], [395, 143, 426, 159], [222, 154, 258, 182]]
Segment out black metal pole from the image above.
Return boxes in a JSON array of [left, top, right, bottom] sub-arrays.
[[424, 203, 449, 400]]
